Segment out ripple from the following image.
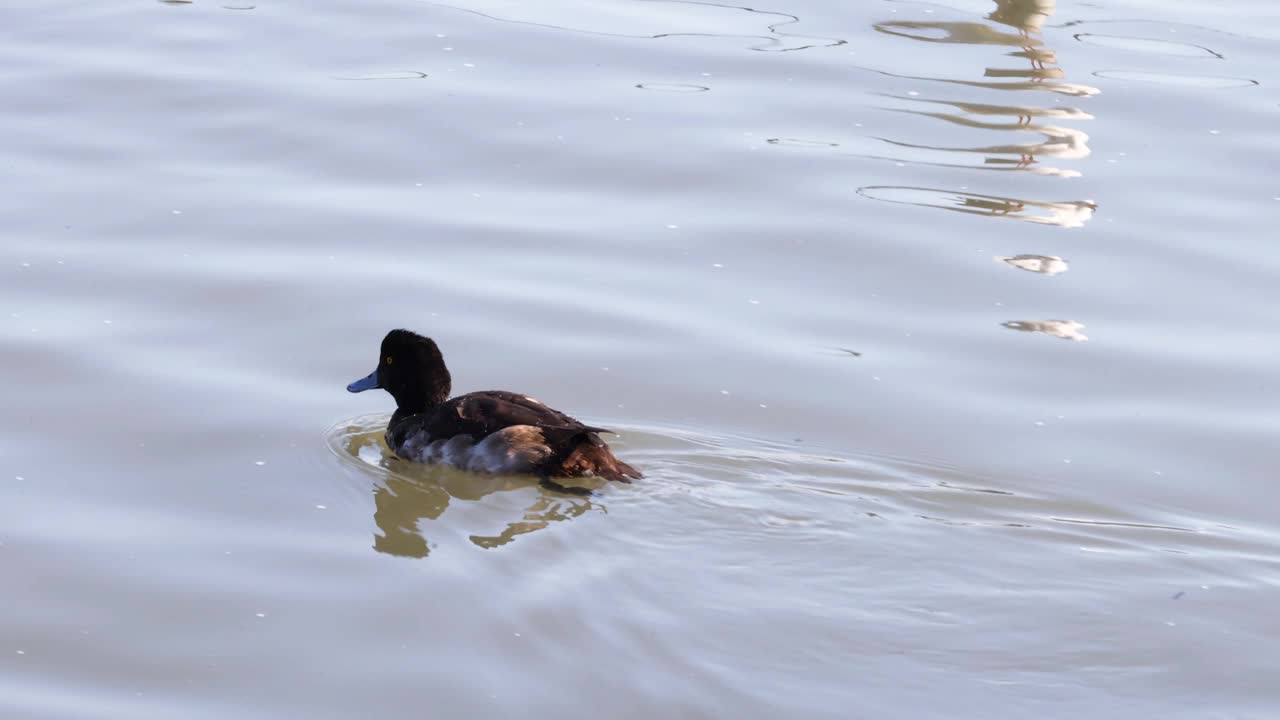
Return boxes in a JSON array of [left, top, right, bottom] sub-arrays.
[[1074, 33, 1223, 59], [859, 66, 1101, 97], [857, 186, 1097, 228], [883, 95, 1095, 122], [1094, 70, 1258, 88], [333, 71, 429, 81], [766, 138, 839, 148], [321, 416, 1265, 560], [416, 0, 845, 53], [874, 20, 1040, 48], [635, 83, 710, 93]]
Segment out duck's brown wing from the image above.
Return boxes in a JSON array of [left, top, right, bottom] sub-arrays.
[[423, 390, 609, 443]]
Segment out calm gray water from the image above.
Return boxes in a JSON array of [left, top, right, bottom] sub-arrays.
[[2, 0, 1279, 717]]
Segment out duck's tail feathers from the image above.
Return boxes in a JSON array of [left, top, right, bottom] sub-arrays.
[[557, 434, 642, 483]]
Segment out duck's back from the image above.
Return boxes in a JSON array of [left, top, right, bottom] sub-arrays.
[[387, 391, 640, 481]]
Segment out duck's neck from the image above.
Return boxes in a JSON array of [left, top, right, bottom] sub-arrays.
[[388, 373, 451, 426], [390, 402, 439, 428]]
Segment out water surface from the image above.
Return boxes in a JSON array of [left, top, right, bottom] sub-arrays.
[[2, 0, 1279, 717]]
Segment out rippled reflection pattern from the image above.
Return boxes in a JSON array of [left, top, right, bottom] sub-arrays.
[[872, 0, 1098, 178]]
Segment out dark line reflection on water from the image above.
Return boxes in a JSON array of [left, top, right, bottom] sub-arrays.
[[413, 0, 846, 52]]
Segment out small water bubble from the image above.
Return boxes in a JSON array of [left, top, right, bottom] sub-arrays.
[[103, 320, 112, 325], [719, 390, 730, 395], [443, 47, 454, 51], [15, 650, 24, 655], [15, 476, 23, 481], [514, 632, 521, 637], [712, 263, 723, 268], [315, 505, 327, 510], [19, 262, 30, 268], [759, 404, 768, 408], [873, 376, 881, 381], [748, 299, 760, 305], [907, 90, 920, 96], [666, 224, 679, 229], [172, 210, 182, 215], [435, 33, 446, 38], [255, 613, 266, 618], [1034, 421, 1045, 426], [1063, 459, 1072, 464], [463, 63, 475, 68], [254, 461, 266, 466], [1208, 129, 1221, 135]]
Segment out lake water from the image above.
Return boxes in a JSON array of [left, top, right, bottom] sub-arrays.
[[3, 0, 1278, 717]]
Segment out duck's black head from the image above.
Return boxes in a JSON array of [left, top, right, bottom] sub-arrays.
[[347, 329, 452, 413]]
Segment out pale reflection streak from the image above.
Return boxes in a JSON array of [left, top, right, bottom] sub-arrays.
[[995, 254, 1069, 275], [337, 421, 598, 558], [1002, 320, 1088, 341]]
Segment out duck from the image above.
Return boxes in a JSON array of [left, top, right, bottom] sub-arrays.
[[347, 329, 641, 487]]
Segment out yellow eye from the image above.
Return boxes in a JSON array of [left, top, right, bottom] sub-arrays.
[[385, 356, 393, 365]]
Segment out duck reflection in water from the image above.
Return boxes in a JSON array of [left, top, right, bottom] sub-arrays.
[[343, 429, 598, 558]]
